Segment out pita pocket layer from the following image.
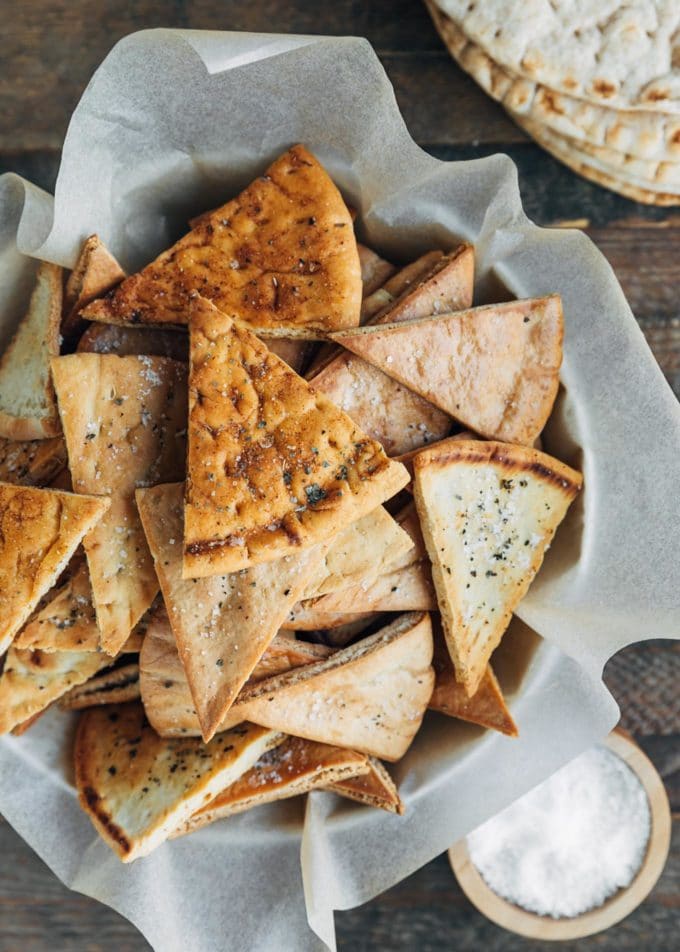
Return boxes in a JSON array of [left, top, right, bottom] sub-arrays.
[[81, 145, 362, 338], [357, 244, 396, 297], [325, 757, 404, 814], [413, 440, 582, 695], [359, 250, 444, 325], [51, 354, 187, 655], [308, 560, 436, 614], [0, 262, 63, 440], [137, 482, 328, 741], [75, 704, 281, 861], [175, 736, 369, 836], [0, 436, 67, 487], [280, 607, 378, 632], [225, 612, 434, 762], [331, 296, 563, 446], [0, 645, 112, 734], [184, 297, 409, 577], [62, 235, 126, 338], [0, 483, 110, 654], [77, 323, 189, 362], [60, 662, 141, 710]]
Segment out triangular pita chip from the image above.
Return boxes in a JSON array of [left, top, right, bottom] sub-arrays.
[[51, 354, 187, 654], [184, 297, 409, 577], [357, 244, 396, 297], [280, 607, 377, 632], [139, 604, 334, 737], [62, 235, 125, 338], [77, 323, 188, 362], [60, 662, 141, 710], [137, 482, 329, 742], [0, 645, 112, 734], [225, 612, 434, 761], [325, 757, 404, 814], [331, 296, 563, 446], [0, 436, 67, 487], [82, 145, 361, 338], [360, 250, 444, 325], [0, 483, 110, 653], [174, 736, 369, 837], [307, 560, 436, 614], [395, 431, 475, 485], [75, 704, 281, 861], [0, 262, 63, 440], [429, 623, 517, 736], [413, 440, 582, 695]]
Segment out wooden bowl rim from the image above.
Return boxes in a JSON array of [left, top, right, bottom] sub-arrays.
[[448, 729, 672, 941]]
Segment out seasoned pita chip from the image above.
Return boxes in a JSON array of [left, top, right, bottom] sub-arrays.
[[0, 483, 109, 654], [0, 435, 67, 487], [51, 354, 187, 655], [138, 482, 329, 741], [77, 323, 188, 361], [325, 757, 404, 814], [226, 612, 434, 761], [174, 736, 369, 836], [0, 645, 112, 734], [357, 244, 396, 297], [0, 262, 62, 440], [60, 662, 141, 710], [332, 297, 563, 446], [414, 440, 582, 695], [139, 605, 334, 737], [82, 146, 361, 338], [429, 624, 517, 736], [280, 607, 377, 632], [184, 298, 409, 577], [62, 235, 125, 338], [308, 560, 436, 614], [75, 704, 281, 861]]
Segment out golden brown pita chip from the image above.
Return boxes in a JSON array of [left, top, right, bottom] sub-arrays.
[[325, 757, 404, 814], [75, 704, 281, 861], [0, 436, 67, 487], [174, 736, 369, 836], [184, 297, 409, 577], [51, 354, 187, 655], [0, 483, 110, 654], [82, 146, 361, 338], [332, 297, 563, 446], [0, 262, 63, 440], [357, 244, 396, 297], [138, 482, 329, 741], [413, 440, 582, 695], [77, 323, 189, 361], [226, 612, 434, 761], [60, 662, 141, 710], [62, 235, 125, 338]]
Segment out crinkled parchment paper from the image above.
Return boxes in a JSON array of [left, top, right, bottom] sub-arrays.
[[0, 31, 678, 952]]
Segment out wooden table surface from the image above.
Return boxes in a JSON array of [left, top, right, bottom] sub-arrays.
[[2, 2, 679, 950]]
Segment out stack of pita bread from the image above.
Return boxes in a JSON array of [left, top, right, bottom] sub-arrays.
[[0, 144, 581, 862], [427, 1, 680, 205]]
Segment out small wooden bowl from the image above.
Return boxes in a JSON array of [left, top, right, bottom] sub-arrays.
[[448, 730, 672, 941]]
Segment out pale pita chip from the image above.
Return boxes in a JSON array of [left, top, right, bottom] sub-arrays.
[[280, 607, 377, 631], [51, 354, 187, 654], [225, 612, 434, 761], [331, 296, 563, 446], [174, 736, 369, 836], [77, 323, 188, 361], [0, 645, 112, 734], [60, 662, 141, 710], [413, 440, 582, 695], [62, 235, 125, 338], [357, 244, 396, 296], [184, 297, 408, 577], [0, 262, 63, 440], [0, 436, 67, 487], [360, 250, 444, 324], [82, 145, 361, 338], [325, 757, 404, 814], [75, 704, 281, 861], [0, 483, 110, 654], [307, 560, 436, 614], [138, 482, 328, 741], [395, 431, 475, 485]]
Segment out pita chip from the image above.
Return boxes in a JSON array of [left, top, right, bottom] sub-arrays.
[[308, 560, 436, 614], [326, 757, 404, 814], [62, 235, 126, 338], [280, 607, 378, 632], [225, 612, 434, 761], [395, 431, 475, 485], [0, 435, 67, 487], [306, 614, 381, 647], [75, 704, 281, 861], [0, 262, 63, 440], [360, 250, 444, 324], [357, 244, 396, 297], [0, 483, 109, 654], [82, 145, 361, 338], [51, 354, 187, 655], [77, 323, 189, 362], [60, 662, 141, 710], [137, 482, 329, 741], [174, 736, 369, 836], [414, 440, 582, 695], [184, 297, 409, 577], [332, 296, 563, 446]]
